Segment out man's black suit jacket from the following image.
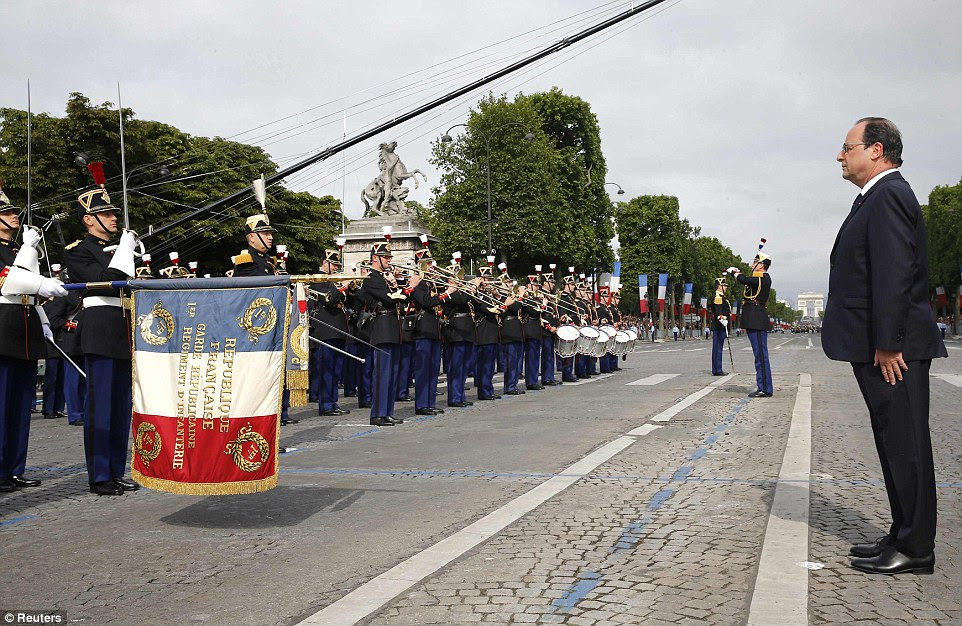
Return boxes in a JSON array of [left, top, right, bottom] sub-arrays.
[[822, 170, 947, 363]]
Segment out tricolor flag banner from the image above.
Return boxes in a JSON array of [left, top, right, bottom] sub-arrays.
[[610, 260, 621, 293], [638, 274, 649, 313], [700, 297, 708, 316], [286, 283, 310, 407], [130, 276, 290, 495], [657, 273, 668, 312], [936, 286, 947, 308], [682, 283, 693, 315], [733, 298, 740, 322]]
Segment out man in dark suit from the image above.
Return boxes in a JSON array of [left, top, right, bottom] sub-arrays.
[[823, 117, 947, 575]]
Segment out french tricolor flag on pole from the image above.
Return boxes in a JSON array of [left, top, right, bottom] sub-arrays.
[[682, 283, 693, 315], [610, 260, 621, 293], [657, 274, 668, 312], [638, 274, 649, 313]]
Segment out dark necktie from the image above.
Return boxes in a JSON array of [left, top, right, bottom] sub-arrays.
[[851, 193, 863, 213]]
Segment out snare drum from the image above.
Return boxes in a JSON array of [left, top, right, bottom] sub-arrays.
[[591, 327, 609, 357], [554, 324, 580, 358], [577, 326, 600, 355], [600, 325, 617, 355], [614, 331, 631, 356], [625, 329, 638, 352]]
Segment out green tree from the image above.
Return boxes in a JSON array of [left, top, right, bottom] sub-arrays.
[[923, 177, 961, 331], [428, 89, 614, 276], [0, 93, 340, 275]]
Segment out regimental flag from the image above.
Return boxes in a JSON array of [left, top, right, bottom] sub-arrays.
[[936, 286, 947, 308], [130, 276, 290, 495], [286, 283, 310, 407], [638, 274, 649, 313], [682, 283, 693, 315], [699, 297, 708, 316], [657, 274, 668, 312]]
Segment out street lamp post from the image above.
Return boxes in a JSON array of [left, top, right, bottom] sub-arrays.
[[441, 123, 534, 254]]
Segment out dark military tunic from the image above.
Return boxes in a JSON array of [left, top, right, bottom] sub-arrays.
[[441, 290, 475, 344], [310, 281, 349, 342], [410, 280, 446, 342], [63, 235, 131, 360], [736, 272, 771, 331], [708, 292, 732, 333], [356, 269, 402, 345], [233, 248, 278, 277], [0, 238, 46, 360], [500, 300, 524, 343]]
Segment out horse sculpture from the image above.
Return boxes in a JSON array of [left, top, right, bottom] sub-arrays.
[[361, 141, 426, 217]]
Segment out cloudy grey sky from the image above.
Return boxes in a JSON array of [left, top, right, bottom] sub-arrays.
[[3, 0, 961, 304]]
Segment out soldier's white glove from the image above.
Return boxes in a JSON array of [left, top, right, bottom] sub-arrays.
[[42, 323, 54, 342], [108, 230, 138, 277], [719, 318, 729, 327], [38, 276, 68, 299], [22, 226, 42, 248], [12, 228, 42, 273], [726, 266, 740, 275]]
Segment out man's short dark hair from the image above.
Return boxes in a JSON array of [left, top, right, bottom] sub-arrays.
[[857, 117, 903, 167]]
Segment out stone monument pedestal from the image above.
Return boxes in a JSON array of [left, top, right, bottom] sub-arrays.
[[340, 215, 438, 272]]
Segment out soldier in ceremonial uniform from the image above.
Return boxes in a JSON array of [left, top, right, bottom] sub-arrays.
[[441, 262, 476, 407], [474, 266, 502, 401], [522, 274, 545, 391], [310, 249, 351, 416], [409, 249, 457, 415], [708, 277, 731, 376], [63, 172, 141, 496], [44, 274, 86, 425], [41, 264, 68, 419], [231, 213, 298, 425], [728, 250, 773, 397], [596, 285, 614, 374], [609, 290, 624, 371], [233, 214, 279, 277], [356, 241, 410, 426], [499, 268, 525, 396], [558, 274, 580, 383], [0, 188, 67, 492], [540, 268, 560, 386]]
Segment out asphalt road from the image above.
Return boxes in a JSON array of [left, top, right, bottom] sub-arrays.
[[1, 333, 960, 625]]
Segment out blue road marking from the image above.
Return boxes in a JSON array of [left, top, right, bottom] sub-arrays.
[[0, 515, 37, 527], [553, 570, 602, 612]]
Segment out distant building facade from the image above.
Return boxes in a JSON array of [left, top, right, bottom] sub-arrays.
[[797, 291, 824, 319]]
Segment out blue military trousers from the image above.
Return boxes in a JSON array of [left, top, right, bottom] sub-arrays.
[[446, 342, 470, 404], [316, 339, 345, 412], [0, 356, 35, 478], [746, 329, 773, 394], [541, 335, 556, 383], [84, 355, 132, 484], [524, 339, 541, 387], [414, 338, 441, 410], [371, 343, 400, 419], [711, 328, 727, 375], [475, 344, 497, 399], [42, 357, 66, 415]]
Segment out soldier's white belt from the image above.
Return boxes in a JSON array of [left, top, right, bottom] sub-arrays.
[[0, 294, 36, 306], [83, 296, 123, 308]]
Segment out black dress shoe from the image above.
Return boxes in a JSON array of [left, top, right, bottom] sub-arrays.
[[0, 478, 17, 492], [851, 546, 934, 575], [70, 420, 84, 426], [562, 377, 578, 383], [712, 371, 728, 376], [393, 416, 404, 424], [89, 481, 123, 496], [358, 403, 372, 409], [370, 417, 395, 427], [320, 407, 350, 416], [747, 391, 772, 398], [56, 411, 68, 418], [527, 384, 545, 391], [280, 418, 300, 425], [505, 390, 525, 395], [396, 396, 413, 402], [448, 401, 473, 407], [344, 392, 357, 397], [415, 408, 437, 416], [42, 413, 59, 419], [543, 380, 560, 386], [113, 477, 140, 491], [432, 407, 445, 414], [850, 536, 893, 558], [10, 475, 41, 488]]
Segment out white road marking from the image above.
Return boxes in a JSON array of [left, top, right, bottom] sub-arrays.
[[685, 348, 704, 352], [747, 373, 812, 626], [564, 373, 615, 386], [773, 338, 795, 350], [946, 345, 960, 351], [650, 374, 733, 422], [626, 373, 679, 386], [932, 373, 962, 387], [300, 376, 734, 626], [806, 337, 813, 350]]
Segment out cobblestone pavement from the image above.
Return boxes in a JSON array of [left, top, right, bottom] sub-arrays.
[[1, 334, 960, 625]]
